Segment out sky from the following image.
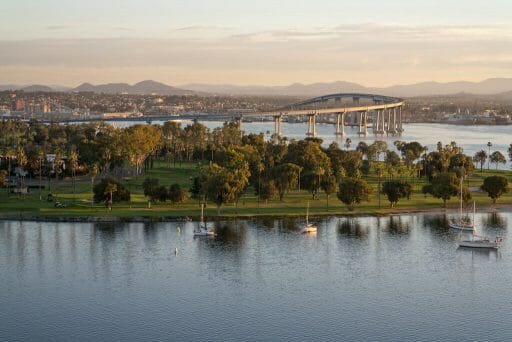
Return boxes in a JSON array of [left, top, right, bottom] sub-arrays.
[[1, 0, 512, 87]]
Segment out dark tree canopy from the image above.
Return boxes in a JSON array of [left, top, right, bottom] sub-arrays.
[[481, 176, 509, 204], [381, 180, 412, 207], [337, 177, 372, 210], [93, 177, 131, 204]]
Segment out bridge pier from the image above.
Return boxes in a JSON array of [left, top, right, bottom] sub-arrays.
[[273, 115, 282, 137], [397, 106, 403, 133], [358, 111, 368, 136], [374, 110, 379, 134], [335, 112, 345, 136], [237, 117, 243, 136], [306, 113, 317, 137]]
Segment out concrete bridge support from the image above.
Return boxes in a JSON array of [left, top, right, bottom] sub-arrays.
[[398, 106, 403, 133], [387, 108, 395, 135], [381, 109, 386, 135], [358, 111, 368, 135], [237, 117, 243, 135], [273, 115, 282, 137], [374, 110, 380, 134], [335, 112, 345, 136], [306, 114, 317, 137]]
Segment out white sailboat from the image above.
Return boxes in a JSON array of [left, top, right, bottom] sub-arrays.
[[449, 177, 474, 232], [300, 202, 317, 234], [457, 202, 502, 249], [193, 204, 216, 237]]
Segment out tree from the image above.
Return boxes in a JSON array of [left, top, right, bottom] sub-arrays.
[[396, 141, 425, 165], [381, 180, 412, 207], [104, 182, 117, 210], [273, 163, 302, 200], [0, 170, 6, 189], [508, 144, 512, 163], [68, 150, 79, 201], [89, 163, 100, 206], [422, 172, 466, 207], [143, 177, 163, 203], [487, 141, 492, 170], [337, 177, 372, 211], [473, 150, 487, 172], [36, 149, 46, 200], [490, 151, 506, 170], [168, 183, 187, 204], [258, 178, 277, 204], [321, 172, 337, 209], [344, 138, 352, 150], [204, 157, 250, 214], [122, 124, 162, 175], [93, 177, 130, 206], [481, 176, 509, 204], [190, 172, 208, 205]]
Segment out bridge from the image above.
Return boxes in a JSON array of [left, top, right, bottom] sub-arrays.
[[260, 93, 404, 137], [38, 93, 404, 138]]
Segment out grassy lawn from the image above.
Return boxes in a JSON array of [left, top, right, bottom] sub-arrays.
[[1, 160, 512, 220]]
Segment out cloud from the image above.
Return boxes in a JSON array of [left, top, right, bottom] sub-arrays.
[[113, 26, 132, 32], [45, 25, 71, 30], [175, 24, 234, 32], [2, 23, 512, 86], [230, 23, 512, 43]]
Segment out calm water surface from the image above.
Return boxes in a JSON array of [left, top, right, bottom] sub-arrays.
[[1, 212, 511, 341]]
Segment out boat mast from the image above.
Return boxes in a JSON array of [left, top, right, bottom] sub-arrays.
[[459, 177, 463, 223], [473, 201, 475, 228], [306, 202, 309, 225], [201, 204, 204, 225]]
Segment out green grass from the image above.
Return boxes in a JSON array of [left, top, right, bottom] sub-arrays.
[[1, 161, 512, 221]]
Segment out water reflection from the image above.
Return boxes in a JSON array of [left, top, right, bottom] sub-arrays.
[[457, 246, 501, 261], [212, 220, 247, 246], [337, 218, 369, 237], [386, 215, 410, 234], [481, 211, 507, 230], [423, 214, 450, 232]]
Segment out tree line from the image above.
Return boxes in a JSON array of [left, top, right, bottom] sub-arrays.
[[0, 119, 510, 210]]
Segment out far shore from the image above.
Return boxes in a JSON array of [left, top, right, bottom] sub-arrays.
[[1, 202, 509, 223]]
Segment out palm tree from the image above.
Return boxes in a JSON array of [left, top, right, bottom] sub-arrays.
[[473, 150, 487, 172], [487, 141, 493, 170], [104, 182, 117, 211], [89, 163, 100, 207], [5, 147, 15, 197], [68, 150, 79, 201], [344, 138, 352, 150], [37, 149, 46, 200]]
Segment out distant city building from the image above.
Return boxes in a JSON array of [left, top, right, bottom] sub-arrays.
[[15, 98, 25, 111]]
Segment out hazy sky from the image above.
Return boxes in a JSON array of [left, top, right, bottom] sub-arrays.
[[1, 0, 512, 86]]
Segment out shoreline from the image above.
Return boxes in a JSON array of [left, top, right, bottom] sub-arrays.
[[1, 203, 509, 223]]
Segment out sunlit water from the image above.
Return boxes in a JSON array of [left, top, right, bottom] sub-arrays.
[[1, 212, 512, 341], [111, 120, 512, 168]]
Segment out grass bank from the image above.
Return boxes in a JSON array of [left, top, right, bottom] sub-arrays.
[[1, 161, 511, 221]]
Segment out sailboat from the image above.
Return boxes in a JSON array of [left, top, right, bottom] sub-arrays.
[[457, 202, 502, 249], [300, 202, 317, 234], [448, 177, 474, 232], [193, 204, 216, 237]]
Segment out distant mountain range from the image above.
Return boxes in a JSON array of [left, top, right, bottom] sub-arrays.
[[181, 78, 512, 97], [2, 78, 512, 97], [72, 80, 196, 95]]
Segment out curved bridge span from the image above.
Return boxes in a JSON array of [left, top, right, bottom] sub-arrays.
[[261, 93, 405, 137]]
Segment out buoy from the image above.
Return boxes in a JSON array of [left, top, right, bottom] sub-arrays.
[[177, 226, 181, 233], [175, 247, 179, 256]]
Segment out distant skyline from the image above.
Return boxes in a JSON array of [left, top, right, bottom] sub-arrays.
[[1, 0, 512, 86]]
